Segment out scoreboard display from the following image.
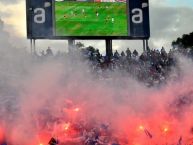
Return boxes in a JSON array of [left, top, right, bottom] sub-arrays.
[[26, 0, 150, 39]]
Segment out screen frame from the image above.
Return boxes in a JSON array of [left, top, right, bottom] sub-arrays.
[[26, 0, 150, 40], [29, 36, 149, 40]]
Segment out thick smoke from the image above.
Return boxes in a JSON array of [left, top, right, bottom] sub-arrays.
[[0, 18, 11, 48], [1, 19, 193, 145], [0, 51, 192, 145]]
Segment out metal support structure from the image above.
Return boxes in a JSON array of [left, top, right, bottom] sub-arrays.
[[68, 39, 75, 53], [143, 40, 146, 52], [29, 39, 148, 57], [146, 39, 149, 51], [142, 39, 149, 52], [106, 39, 113, 61], [30, 39, 33, 54], [33, 39, 36, 54]]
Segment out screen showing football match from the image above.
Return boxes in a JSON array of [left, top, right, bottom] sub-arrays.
[[54, 0, 128, 36]]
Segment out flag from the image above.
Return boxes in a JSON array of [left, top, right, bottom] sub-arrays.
[[177, 136, 182, 145], [144, 128, 153, 139]]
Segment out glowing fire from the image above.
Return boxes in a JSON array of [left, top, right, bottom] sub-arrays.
[[63, 122, 70, 131], [138, 125, 145, 131], [73, 107, 80, 112], [2, 99, 193, 145], [163, 127, 169, 133]]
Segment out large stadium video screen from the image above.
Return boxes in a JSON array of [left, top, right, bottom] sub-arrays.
[[54, 0, 128, 36]]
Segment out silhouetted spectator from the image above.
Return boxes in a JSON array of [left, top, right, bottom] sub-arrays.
[[133, 50, 138, 57], [161, 47, 167, 60], [114, 50, 120, 59], [95, 49, 101, 59], [121, 51, 125, 57], [46, 47, 53, 57], [126, 48, 131, 58]]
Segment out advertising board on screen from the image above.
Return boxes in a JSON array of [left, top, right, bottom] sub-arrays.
[[26, 0, 150, 39]]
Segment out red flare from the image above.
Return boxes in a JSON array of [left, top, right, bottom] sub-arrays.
[[163, 127, 169, 133], [138, 125, 145, 131], [63, 122, 70, 131], [73, 108, 80, 112]]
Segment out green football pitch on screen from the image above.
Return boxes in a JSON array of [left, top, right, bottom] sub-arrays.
[[55, 1, 128, 36]]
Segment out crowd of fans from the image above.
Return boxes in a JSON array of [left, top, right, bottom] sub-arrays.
[[34, 44, 193, 87], [80, 46, 177, 86]]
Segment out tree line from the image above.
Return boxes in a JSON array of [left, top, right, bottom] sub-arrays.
[[172, 32, 193, 49]]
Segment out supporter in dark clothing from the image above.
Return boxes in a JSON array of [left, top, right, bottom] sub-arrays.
[[96, 49, 101, 59], [126, 48, 131, 58], [37, 44, 186, 86], [121, 51, 125, 57], [161, 47, 167, 60], [95, 49, 102, 62], [139, 52, 147, 62], [46, 47, 54, 57], [133, 50, 138, 57], [114, 50, 120, 60]]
